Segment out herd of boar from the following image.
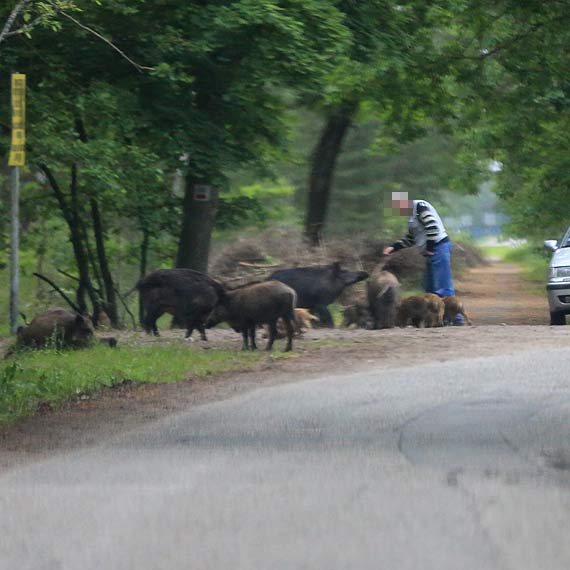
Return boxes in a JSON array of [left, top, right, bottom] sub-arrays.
[[342, 267, 471, 330], [8, 261, 470, 355]]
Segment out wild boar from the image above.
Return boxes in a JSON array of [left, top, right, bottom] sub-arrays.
[[396, 296, 432, 328], [135, 268, 224, 340], [15, 308, 95, 350], [206, 281, 296, 351], [367, 269, 400, 329], [271, 308, 319, 339], [341, 302, 372, 329], [442, 295, 472, 326], [423, 293, 445, 328], [267, 262, 369, 327]]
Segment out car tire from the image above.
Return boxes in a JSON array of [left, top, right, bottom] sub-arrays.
[[550, 311, 566, 326]]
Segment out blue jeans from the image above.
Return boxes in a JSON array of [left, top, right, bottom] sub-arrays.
[[424, 240, 455, 296], [424, 240, 464, 324]]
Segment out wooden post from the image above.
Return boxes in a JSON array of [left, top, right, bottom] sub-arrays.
[[10, 165, 20, 333]]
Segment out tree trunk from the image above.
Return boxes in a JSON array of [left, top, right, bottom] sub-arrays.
[[138, 228, 150, 326], [305, 100, 358, 246], [90, 197, 119, 327], [176, 177, 219, 273], [70, 164, 102, 321], [39, 162, 99, 316]]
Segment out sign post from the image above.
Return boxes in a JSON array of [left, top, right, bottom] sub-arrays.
[[8, 73, 26, 334]]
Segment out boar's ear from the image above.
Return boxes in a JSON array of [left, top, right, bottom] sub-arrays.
[[332, 261, 341, 275]]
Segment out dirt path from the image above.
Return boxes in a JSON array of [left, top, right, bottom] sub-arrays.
[[0, 260, 564, 471], [454, 262, 548, 325]]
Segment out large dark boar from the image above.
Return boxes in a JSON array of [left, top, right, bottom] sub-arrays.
[[367, 269, 400, 329], [267, 262, 368, 327], [135, 268, 224, 339], [15, 308, 95, 350], [206, 281, 296, 351]]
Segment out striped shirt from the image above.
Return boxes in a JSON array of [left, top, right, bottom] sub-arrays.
[[392, 200, 448, 253]]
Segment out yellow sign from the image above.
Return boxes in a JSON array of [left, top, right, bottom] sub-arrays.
[[9, 74, 26, 166]]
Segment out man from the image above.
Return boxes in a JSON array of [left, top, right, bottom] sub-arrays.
[[383, 191, 463, 324]]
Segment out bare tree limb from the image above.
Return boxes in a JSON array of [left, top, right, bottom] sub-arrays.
[[33, 272, 82, 314], [56, 267, 80, 282], [116, 287, 137, 329], [237, 261, 281, 269], [48, 1, 153, 73]]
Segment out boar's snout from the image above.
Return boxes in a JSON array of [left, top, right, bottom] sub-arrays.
[[340, 270, 369, 286], [205, 306, 226, 329], [72, 314, 95, 346]]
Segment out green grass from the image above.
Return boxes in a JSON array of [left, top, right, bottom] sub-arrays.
[[479, 244, 514, 261], [0, 343, 267, 425], [500, 244, 549, 292], [476, 242, 548, 292]]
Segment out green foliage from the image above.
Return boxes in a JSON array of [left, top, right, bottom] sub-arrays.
[[0, 343, 266, 425], [0, 1, 82, 43], [0, 0, 351, 304], [503, 245, 549, 291], [284, 111, 467, 236], [440, 1, 570, 238], [216, 180, 297, 232]]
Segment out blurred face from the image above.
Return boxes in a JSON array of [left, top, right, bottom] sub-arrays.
[[391, 197, 412, 216]]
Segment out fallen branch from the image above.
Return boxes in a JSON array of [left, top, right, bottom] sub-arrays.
[[237, 261, 282, 269]]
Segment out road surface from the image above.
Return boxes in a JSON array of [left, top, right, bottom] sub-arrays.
[[2, 346, 570, 569]]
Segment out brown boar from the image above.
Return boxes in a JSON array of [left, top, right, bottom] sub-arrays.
[[442, 296, 472, 326], [341, 302, 372, 329], [15, 308, 95, 350], [367, 269, 401, 329], [396, 296, 431, 328], [423, 293, 445, 328], [207, 281, 297, 351]]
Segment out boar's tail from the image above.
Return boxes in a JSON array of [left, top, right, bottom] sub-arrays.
[[377, 284, 397, 304]]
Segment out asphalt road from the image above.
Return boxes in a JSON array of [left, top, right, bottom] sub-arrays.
[[2, 347, 570, 570]]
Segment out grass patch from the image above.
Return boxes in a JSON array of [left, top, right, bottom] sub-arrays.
[[503, 244, 549, 291], [0, 343, 267, 426], [479, 244, 514, 261], [329, 303, 344, 327]]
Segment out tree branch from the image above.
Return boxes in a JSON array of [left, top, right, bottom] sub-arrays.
[[33, 272, 81, 314], [0, 0, 31, 45], [47, 1, 153, 73], [116, 287, 137, 329]]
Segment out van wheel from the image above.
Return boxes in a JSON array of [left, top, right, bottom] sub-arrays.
[[550, 311, 566, 325]]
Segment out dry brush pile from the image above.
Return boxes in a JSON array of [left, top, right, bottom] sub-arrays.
[[209, 229, 484, 304]]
